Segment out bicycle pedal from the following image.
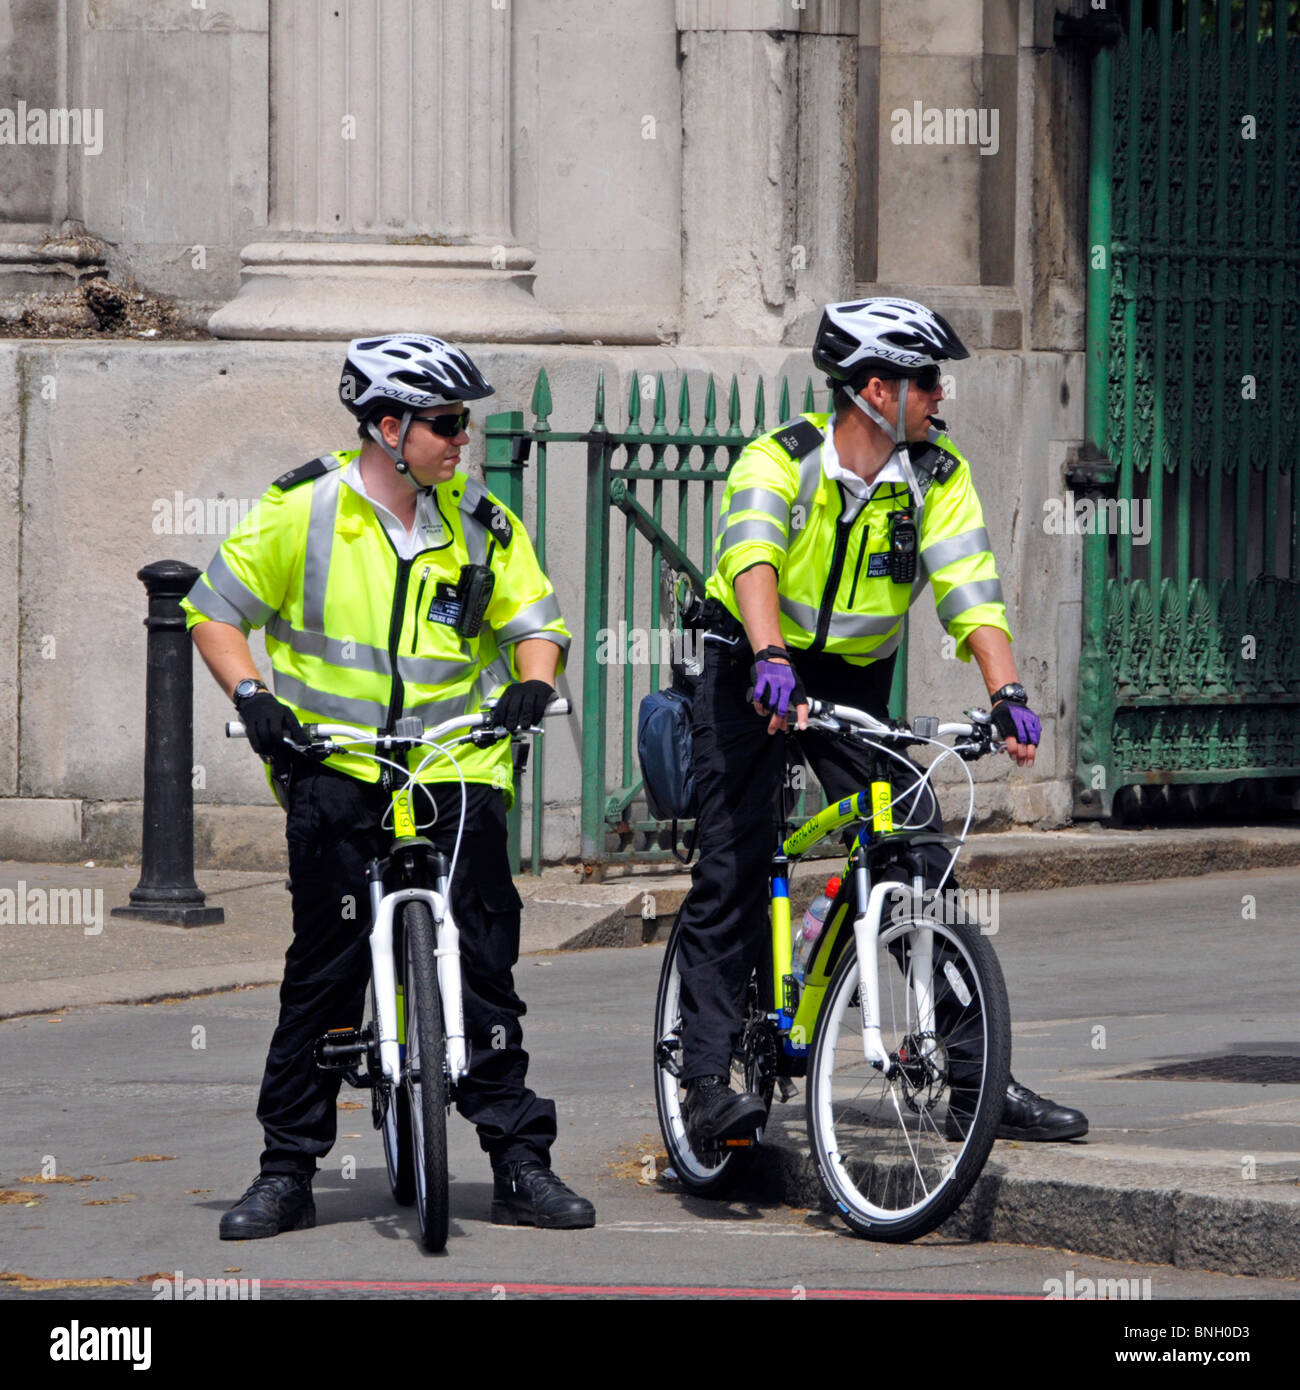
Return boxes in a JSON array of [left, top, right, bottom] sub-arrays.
[[777, 1077, 798, 1103], [314, 1027, 368, 1072]]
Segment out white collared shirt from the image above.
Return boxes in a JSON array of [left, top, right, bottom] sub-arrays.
[[340, 459, 450, 560], [820, 418, 907, 519]]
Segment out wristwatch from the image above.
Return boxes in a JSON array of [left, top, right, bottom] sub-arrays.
[[989, 682, 1028, 706], [232, 677, 269, 707]]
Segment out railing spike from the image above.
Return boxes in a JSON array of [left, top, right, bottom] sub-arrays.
[[593, 369, 606, 432], [531, 366, 553, 429]]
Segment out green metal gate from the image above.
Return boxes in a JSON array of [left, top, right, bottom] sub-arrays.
[[486, 369, 858, 873], [1075, 0, 1300, 818]]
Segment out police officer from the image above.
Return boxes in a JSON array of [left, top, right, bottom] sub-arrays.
[[678, 298, 1088, 1150], [184, 334, 595, 1237]]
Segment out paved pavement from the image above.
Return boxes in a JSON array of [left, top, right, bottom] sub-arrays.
[[0, 825, 1298, 1284]]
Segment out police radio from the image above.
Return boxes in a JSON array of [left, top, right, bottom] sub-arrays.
[[453, 564, 495, 637], [887, 509, 918, 584]]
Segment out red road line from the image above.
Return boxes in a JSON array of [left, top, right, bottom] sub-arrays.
[[259, 1278, 1031, 1299]]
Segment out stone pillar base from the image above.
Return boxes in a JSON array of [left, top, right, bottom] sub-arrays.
[[208, 242, 566, 342], [0, 228, 105, 325]]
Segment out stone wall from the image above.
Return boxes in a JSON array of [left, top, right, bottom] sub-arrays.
[[0, 0, 1094, 864]]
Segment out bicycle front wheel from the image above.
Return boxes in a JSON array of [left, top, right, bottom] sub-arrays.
[[403, 900, 449, 1252], [806, 912, 1010, 1242]]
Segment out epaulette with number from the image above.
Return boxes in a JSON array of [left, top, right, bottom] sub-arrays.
[[907, 441, 962, 495], [470, 491, 513, 547], [272, 455, 337, 492], [770, 418, 824, 461]]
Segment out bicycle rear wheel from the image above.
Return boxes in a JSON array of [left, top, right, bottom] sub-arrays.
[[806, 911, 1010, 1242], [368, 977, 414, 1205], [403, 900, 449, 1251], [652, 915, 773, 1196]]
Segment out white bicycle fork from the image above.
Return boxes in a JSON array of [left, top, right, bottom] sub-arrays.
[[368, 884, 470, 1092], [850, 872, 937, 1073]]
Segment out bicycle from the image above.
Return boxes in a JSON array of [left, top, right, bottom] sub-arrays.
[[652, 698, 1012, 1242], [228, 697, 568, 1252]]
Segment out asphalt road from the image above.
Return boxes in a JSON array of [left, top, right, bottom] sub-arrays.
[[2, 873, 1298, 1300]]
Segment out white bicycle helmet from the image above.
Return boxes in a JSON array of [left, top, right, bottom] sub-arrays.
[[339, 334, 494, 486], [813, 297, 968, 446]]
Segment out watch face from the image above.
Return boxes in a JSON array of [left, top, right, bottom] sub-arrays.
[[235, 679, 264, 701]]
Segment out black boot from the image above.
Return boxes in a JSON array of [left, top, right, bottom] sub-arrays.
[[491, 1161, 595, 1229], [997, 1079, 1088, 1141], [684, 1075, 767, 1150], [219, 1173, 315, 1240]]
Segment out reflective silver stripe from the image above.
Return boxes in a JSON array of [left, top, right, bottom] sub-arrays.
[[399, 653, 478, 686], [937, 577, 1005, 625], [512, 629, 570, 656], [778, 594, 901, 640], [460, 477, 489, 566], [204, 552, 276, 628], [919, 526, 992, 580], [472, 656, 515, 707], [719, 486, 790, 531], [495, 593, 563, 645], [273, 674, 388, 728], [717, 518, 787, 556], [266, 614, 391, 675], [403, 690, 475, 727], [795, 447, 823, 515], [827, 610, 904, 640], [867, 625, 903, 659], [185, 572, 254, 632], [778, 594, 820, 632], [302, 470, 342, 631]]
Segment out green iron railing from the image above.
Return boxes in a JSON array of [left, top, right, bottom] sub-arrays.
[[487, 369, 909, 873], [1076, 0, 1300, 817]]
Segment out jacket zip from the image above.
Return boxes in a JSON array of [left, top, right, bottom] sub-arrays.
[[409, 565, 431, 653], [384, 557, 414, 742], [810, 486, 854, 653], [845, 524, 870, 609]]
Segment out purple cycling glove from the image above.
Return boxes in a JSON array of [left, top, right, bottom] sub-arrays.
[[747, 648, 806, 719], [991, 700, 1041, 746]]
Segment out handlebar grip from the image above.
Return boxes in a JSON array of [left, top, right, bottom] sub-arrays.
[[225, 721, 246, 738], [544, 696, 571, 717]]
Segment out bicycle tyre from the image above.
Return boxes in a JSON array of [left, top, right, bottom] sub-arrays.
[[805, 910, 1010, 1242], [652, 914, 772, 1197], [369, 977, 414, 1206], [403, 900, 450, 1251]]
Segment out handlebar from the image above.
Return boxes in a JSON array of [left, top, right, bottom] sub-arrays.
[[802, 698, 1003, 758], [226, 695, 571, 746]]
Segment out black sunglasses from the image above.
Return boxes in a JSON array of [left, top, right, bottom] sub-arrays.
[[413, 409, 471, 438], [910, 365, 942, 392]]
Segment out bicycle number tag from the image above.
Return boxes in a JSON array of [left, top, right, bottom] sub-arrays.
[[870, 780, 894, 834], [392, 791, 417, 839]]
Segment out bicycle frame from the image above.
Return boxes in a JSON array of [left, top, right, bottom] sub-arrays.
[[769, 708, 986, 1077]]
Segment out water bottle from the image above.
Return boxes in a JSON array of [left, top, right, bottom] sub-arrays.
[[793, 875, 842, 983]]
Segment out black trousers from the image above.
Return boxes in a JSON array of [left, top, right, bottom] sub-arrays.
[[675, 638, 951, 1082], [257, 763, 556, 1176]]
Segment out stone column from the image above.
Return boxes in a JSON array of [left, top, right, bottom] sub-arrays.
[[0, 0, 104, 326], [210, 0, 560, 341], [676, 0, 860, 346]]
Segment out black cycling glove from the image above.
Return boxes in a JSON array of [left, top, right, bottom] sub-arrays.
[[237, 691, 307, 759], [492, 680, 554, 733]]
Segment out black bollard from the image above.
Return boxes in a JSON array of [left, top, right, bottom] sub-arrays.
[[111, 560, 224, 927]]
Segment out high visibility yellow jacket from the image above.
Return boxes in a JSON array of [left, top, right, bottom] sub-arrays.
[[181, 450, 569, 794], [704, 413, 1010, 664]]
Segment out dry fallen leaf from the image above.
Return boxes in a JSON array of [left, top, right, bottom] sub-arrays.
[[83, 1195, 136, 1205], [0, 1190, 41, 1205], [186, 1188, 212, 1195], [129, 1155, 176, 1163], [337, 1101, 365, 1110], [18, 1174, 98, 1185], [223, 1267, 241, 1274]]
